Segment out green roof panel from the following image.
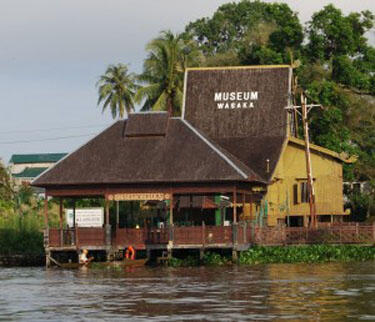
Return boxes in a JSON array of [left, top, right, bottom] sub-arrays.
[[13, 167, 49, 178], [9, 153, 67, 164]]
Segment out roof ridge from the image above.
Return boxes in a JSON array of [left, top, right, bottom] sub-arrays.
[[180, 119, 264, 182]]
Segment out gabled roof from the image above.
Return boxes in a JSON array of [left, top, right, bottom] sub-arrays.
[[9, 153, 67, 164], [183, 65, 292, 182], [32, 114, 265, 187], [13, 167, 48, 178], [288, 136, 347, 162]]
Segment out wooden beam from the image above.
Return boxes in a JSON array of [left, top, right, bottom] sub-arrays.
[[105, 197, 110, 226], [45, 184, 260, 197], [116, 201, 120, 228], [72, 199, 76, 228], [233, 188, 237, 223], [59, 198, 63, 230], [242, 192, 245, 221], [169, 193, 174, 226], [249, 194, 253, 220], [44, 193, 48, 228]]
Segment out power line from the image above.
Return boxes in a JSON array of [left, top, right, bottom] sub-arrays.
[[0, 123, 111, 135], [0, 133, 97, 145]]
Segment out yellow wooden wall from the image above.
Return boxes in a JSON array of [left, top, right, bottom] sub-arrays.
[[265, 140, 345, 226]]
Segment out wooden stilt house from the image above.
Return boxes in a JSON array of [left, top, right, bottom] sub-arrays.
[[32, 65, 350, 261]]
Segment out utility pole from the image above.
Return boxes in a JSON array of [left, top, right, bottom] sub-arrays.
[[286, 93, 321, 228], [301, 94, 317, 228]]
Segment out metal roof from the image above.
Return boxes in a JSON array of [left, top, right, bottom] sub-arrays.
[[13, 167, 49, 178], [9, 153, 67, 164]]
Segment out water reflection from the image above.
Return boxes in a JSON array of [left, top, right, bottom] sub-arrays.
[[1, 262, 375, 320]]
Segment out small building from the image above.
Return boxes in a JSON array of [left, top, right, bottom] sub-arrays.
[[9, 153, 67, 186], [32, 65, 351, 262]]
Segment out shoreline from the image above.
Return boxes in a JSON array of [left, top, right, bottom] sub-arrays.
[[3, 244, 375, 268], [0, 254, 45, 267]]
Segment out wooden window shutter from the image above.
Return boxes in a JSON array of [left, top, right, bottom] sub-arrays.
[[293, 184, 299, 204]]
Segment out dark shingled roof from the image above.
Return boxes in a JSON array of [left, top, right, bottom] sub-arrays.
[[33, 66, 293, 188], [183, 66, 291, 181], [125, 112, 169, 137], [32, 117, 264, 187]]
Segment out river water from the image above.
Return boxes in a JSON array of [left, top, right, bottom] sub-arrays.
[[1, 262, 375, 321]]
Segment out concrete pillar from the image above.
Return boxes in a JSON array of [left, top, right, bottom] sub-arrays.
[[45, 251, 51, 268]]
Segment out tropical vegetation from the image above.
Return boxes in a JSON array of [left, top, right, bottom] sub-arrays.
[[97, 63, 137, 119], [239, 245, 375, 264], [0, 162, 60, 255], [135, 30, 203, 115], [98, 1, 374, 218]]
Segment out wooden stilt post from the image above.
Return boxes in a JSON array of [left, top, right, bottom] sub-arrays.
[[105, 196, 111, 257], [72, 198, 77, 246], [242, 193, 245, 221], [168, 192, 174, 258], [249, 194, 253, 221], [105, 198, 110, 226], [116, 200, 120, 228], [44, 193, 49, 229], [44, 193, 49, 267], [233, 188, 237, 223], [169, 193, 174, 226], [59, 198, 63, 246], [72, 199, 76, 228]]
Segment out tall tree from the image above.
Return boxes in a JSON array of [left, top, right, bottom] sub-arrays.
[[135, 31, 203, 116], [185, 0, 303, 65], [0, 162, 14, 212], [97, 64, 137, 119]]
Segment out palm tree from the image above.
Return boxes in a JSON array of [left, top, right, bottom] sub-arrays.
[[97, 64, 137, 119], [135, 31, 203, 116]]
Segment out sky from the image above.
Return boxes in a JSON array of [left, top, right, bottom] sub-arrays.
[[0, 0, 374, 164]]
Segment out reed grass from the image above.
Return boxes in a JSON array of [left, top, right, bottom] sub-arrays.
[[0, 211, 44, 255]]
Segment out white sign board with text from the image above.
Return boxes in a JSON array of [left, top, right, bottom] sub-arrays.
[[66, 208, 104, 228]]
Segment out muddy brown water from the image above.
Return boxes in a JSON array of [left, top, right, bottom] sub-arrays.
[[1, 262, 375, 321]]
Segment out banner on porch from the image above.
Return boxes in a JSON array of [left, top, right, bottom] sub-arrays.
[[108, 193, 171, 201]]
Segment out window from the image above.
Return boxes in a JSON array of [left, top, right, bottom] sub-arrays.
[[293, 184, 299, 205], [300, 182, 310, 203], [293, 182, 310, 204]]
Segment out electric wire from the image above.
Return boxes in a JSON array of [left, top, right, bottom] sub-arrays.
[[0, 133, 97, 145]]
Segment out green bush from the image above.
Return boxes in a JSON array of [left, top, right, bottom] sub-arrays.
[[239, 245, 375, 265], [0, 211, 44, 255]]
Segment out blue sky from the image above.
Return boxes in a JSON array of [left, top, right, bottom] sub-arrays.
[[1, 0, 374, 164]]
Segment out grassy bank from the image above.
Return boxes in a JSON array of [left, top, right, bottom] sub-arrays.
[[168, 245, 375, 267], [0, 211, 44, 255]]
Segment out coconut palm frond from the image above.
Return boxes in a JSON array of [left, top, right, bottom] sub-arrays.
[[96, 63, 136, 119]]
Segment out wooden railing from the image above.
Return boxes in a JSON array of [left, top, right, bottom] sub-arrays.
[[115, 228, 147, 249], [147, 225, 237, 246], [254, 225, 375, 245], [47, 223, 375, 249], [48, 228, 105, 248], [76, 227, 105, 247], [48, 229, 60, 247]]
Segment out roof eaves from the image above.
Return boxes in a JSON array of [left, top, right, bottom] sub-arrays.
[[288, 136, 343, 161]]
